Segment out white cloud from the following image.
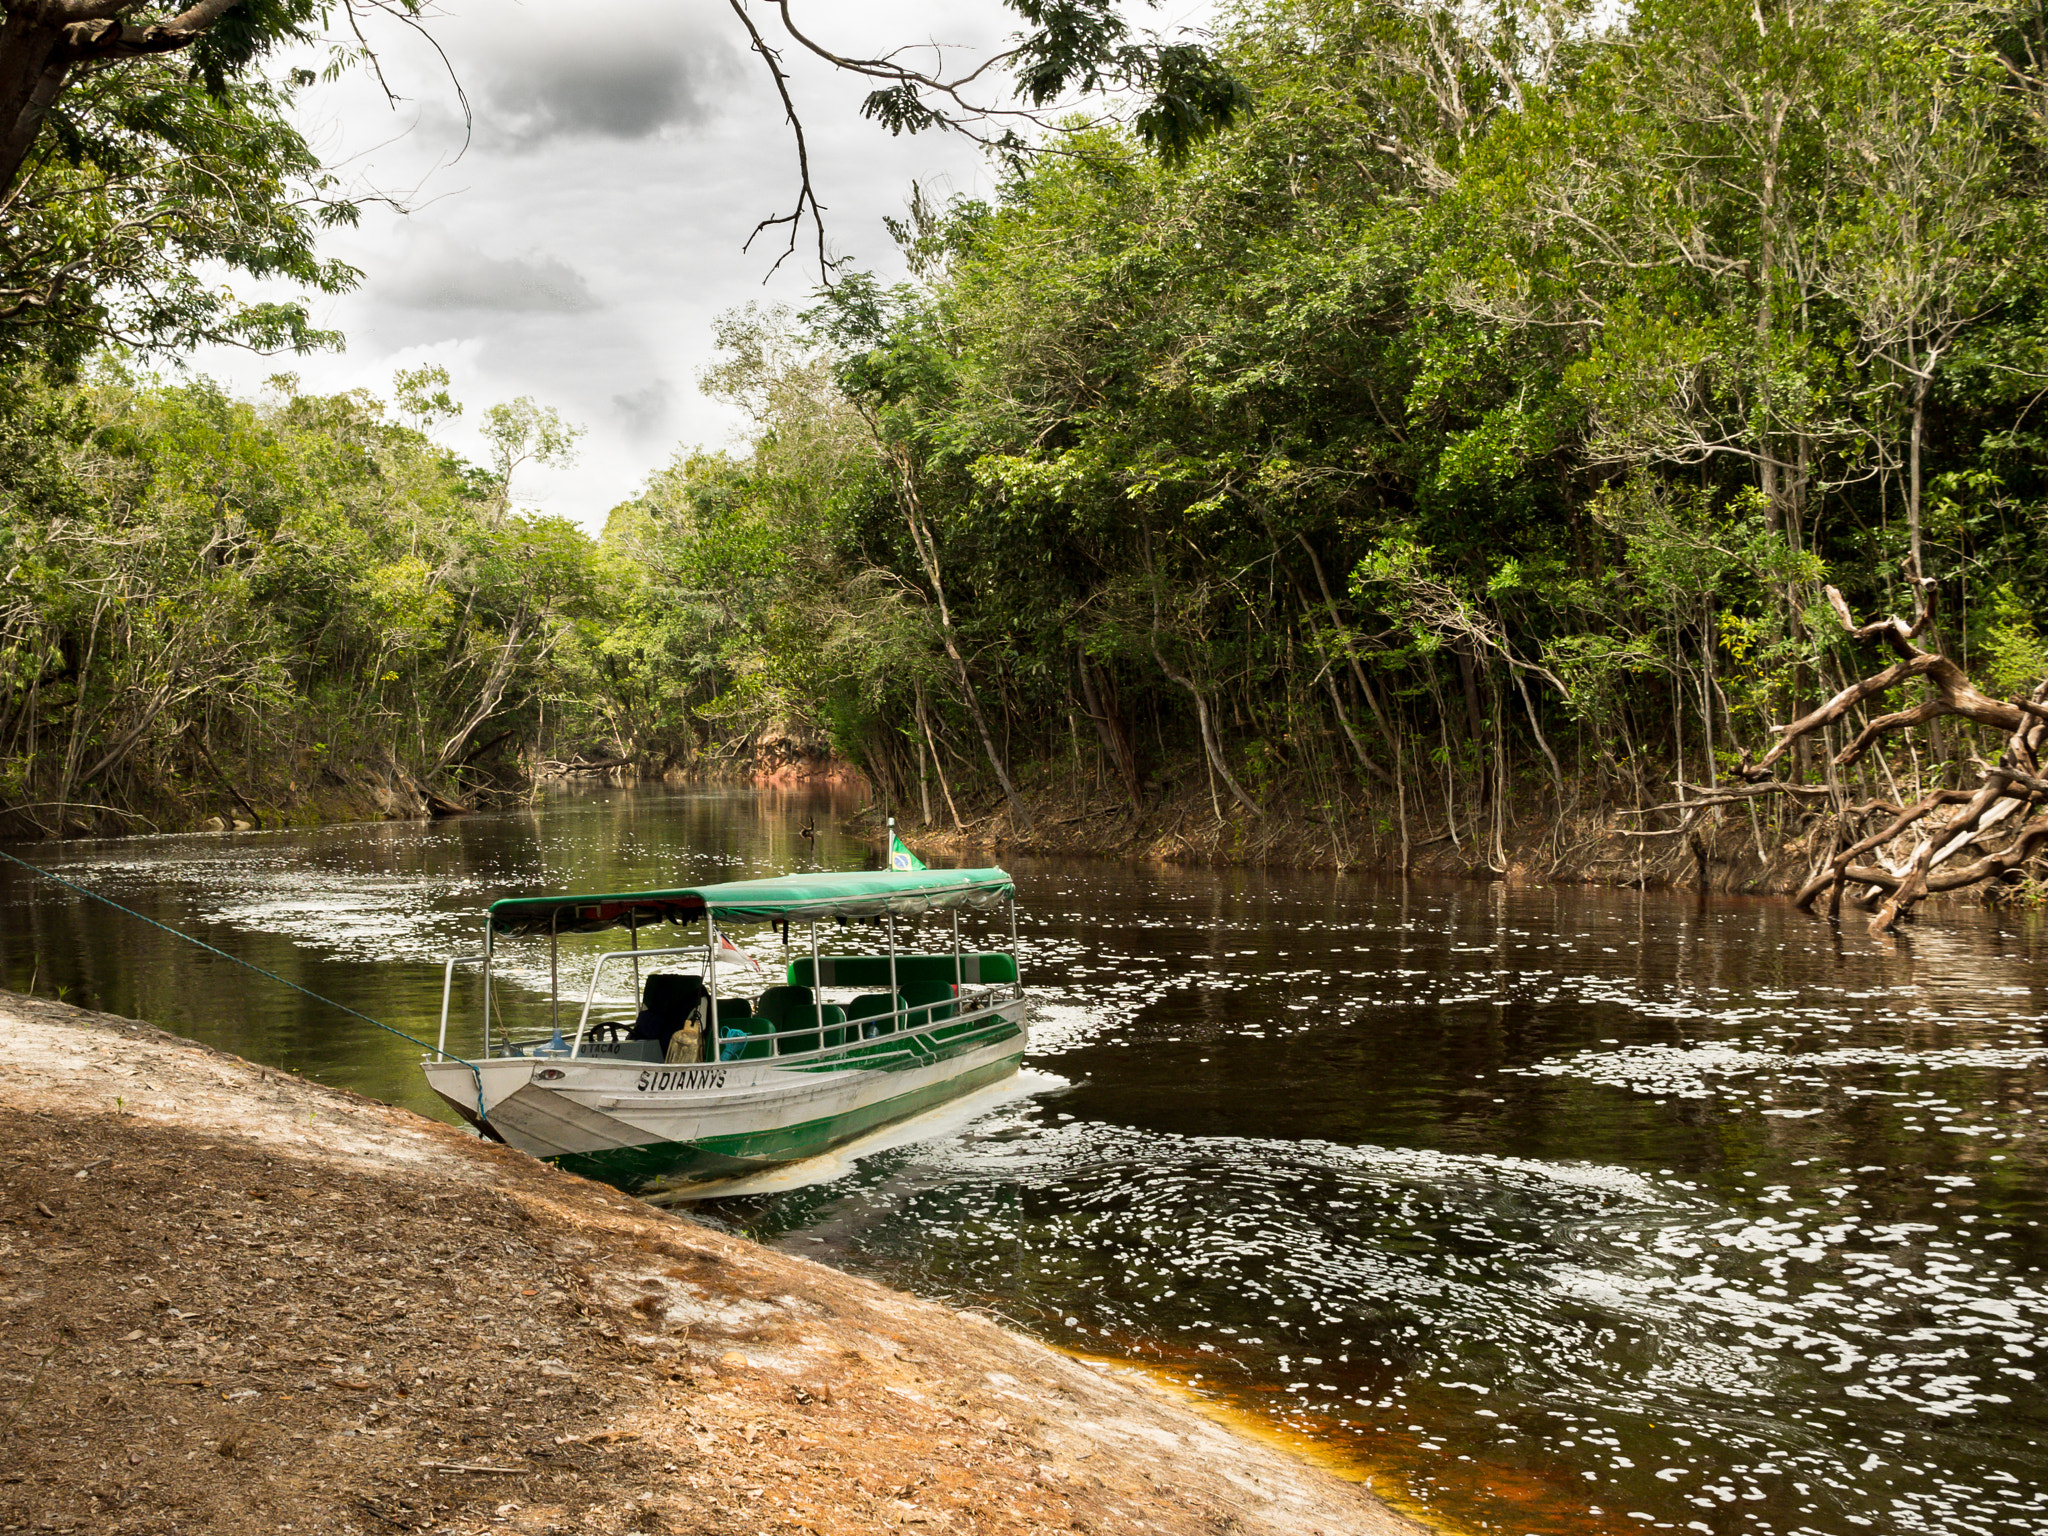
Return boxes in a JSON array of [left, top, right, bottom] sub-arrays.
[[184, 1, 1214, 526], [381, 240, 600, 313], [470, 7, 746, 146]]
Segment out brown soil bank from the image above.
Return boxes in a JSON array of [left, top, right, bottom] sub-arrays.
[[0, 993, 1419, 1536]]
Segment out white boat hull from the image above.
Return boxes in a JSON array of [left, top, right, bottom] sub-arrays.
[[422, 998, 1028, 1194]]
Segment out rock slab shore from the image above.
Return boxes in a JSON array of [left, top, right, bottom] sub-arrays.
[[0, 992, 1420, 1536]]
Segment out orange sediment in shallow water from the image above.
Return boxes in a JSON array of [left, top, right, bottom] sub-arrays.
[[1070, 1351, 1633, 1536]]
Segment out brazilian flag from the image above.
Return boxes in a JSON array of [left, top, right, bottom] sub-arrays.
[[889, 833, 926, 871]]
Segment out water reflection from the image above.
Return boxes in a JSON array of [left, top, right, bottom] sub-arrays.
[[0, 785, 881, 1110], [3, 789, 2046, 1536], [713, 859, 2048, 1536]]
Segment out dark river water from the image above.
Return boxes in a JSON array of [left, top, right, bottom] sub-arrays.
[[5, 784, 2047, 1536]]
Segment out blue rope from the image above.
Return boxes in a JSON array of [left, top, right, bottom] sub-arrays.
[[0, 845, 490, 1126]]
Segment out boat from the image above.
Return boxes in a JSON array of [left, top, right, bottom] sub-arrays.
[[420, 866, 1028, 1195]]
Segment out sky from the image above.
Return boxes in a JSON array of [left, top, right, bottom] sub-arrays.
[[186, 1, 1213, 530]]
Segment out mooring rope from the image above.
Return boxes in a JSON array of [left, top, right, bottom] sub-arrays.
[[0, 845, 490, 1125]]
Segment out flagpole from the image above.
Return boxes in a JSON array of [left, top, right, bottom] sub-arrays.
[[887, 802, 900, 1030]]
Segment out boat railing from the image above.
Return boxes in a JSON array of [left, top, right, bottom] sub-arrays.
[[513, 942, 1020, 1067], [437, 953, 488, 1054], [725, 984, 1019, 1063]]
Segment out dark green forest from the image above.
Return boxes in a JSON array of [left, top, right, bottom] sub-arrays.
[[4, 0, 2047, 912]]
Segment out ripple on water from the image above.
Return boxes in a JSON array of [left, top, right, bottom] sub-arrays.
[[12, 801, 2048, 1536], [737, 1104, 2048, 1535]]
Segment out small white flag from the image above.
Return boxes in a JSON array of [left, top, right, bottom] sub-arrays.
[[715, 932, 764, 973]]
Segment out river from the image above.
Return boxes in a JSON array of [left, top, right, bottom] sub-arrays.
[[3, 783, 2044, 1536]]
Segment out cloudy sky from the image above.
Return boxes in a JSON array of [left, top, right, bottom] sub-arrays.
[[188, 1, 1211, 529]]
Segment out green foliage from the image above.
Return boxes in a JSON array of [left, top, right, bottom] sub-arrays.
[[2, 60, 360, 376], [480, 398, 584, 509], [0, 366, 615, 832], [1976, 585, 2048, 700], [608, 0, 2048, 830], [856, 1, 1250, 164], [17, 0, 2048, 842]]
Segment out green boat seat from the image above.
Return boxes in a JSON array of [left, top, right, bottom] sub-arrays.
[[776, 1004, 854, 1055], [755, 984, 813, 1053], [754, 984, 812, 1024], [846, 992, 902, 1038], [899, 980, 956, 1027], [786, 952, 1017, 988], [750, 986, 862, 1055], [817, 1004, 852, 1050], [714, 998, 770, 1061]]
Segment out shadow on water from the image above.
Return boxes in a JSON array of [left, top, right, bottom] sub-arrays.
[[7, 786, 2048, 1535]]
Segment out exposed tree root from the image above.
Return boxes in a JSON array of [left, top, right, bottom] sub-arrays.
[[1639, 577, 2048, 933]]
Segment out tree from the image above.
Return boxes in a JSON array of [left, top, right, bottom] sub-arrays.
[[392, 363, 461, 432], [0, 2, 1245, 377], [726, 0, 1249, 272], [479, 397, 582, 520], [0, 55, 360, 373], [0, 0, 339, 203], [1816, 5, 2019, 585], [1634, 579, 2048, 933]]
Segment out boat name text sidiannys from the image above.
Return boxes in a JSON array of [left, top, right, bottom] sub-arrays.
[[637, 1067, 728, 1092]]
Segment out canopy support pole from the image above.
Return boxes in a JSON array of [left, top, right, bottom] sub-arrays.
[[811, 920, 823, 1043], [887, 911, 900, 1033], [481, 922, 495, 1060], [706, 912, 721, 1060], [629, 913, 640, 1002], [1008, 894, 1018, 991], [549, 910, 561, 1041], [952, 910, 963, 1000]]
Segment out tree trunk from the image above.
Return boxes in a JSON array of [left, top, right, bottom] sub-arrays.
[[0, 2, 243, 204], [431, 622, 528, 775], [1292, 535, 1400, 786], [1906, 364, 1932, 584], [1149, 630, 1262, 818], [891, 461, 1031, 830], [1075, 651, 1142, 816], [1455, 645, 1485, 748], [914, 682, 962, 830]]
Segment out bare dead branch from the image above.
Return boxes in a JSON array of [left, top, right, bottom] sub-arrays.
[[1843, 812, 2048, 898], [727, 0, 830, 281], [1871, 839, 1935, 936], [1980, 759, 2048, 798], [1643, 581, 2046, 925], [1794, 787, 1978, 910]]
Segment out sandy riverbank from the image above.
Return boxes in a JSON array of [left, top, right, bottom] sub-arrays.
[[0, 992, 1421, 1536]]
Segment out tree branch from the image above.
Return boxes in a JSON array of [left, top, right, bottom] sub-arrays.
[[726, 0, 829, 281]]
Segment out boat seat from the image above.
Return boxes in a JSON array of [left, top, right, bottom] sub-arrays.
[[812, 1004, 853, 1052], [754, 984, 813, 1026], [627, 971, 707, 1057], [846, 992, 902, 1038], [899, 980, 956, 1027], [715, 998, 771, 1061], [785, 952, 1017, 988], [755, 986, 854, 1055]]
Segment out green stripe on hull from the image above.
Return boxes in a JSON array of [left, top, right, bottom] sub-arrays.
[[552, 1046, 1025, 1194]]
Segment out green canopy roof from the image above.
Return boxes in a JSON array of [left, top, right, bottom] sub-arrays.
[[486, 867, 1015, 937]]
